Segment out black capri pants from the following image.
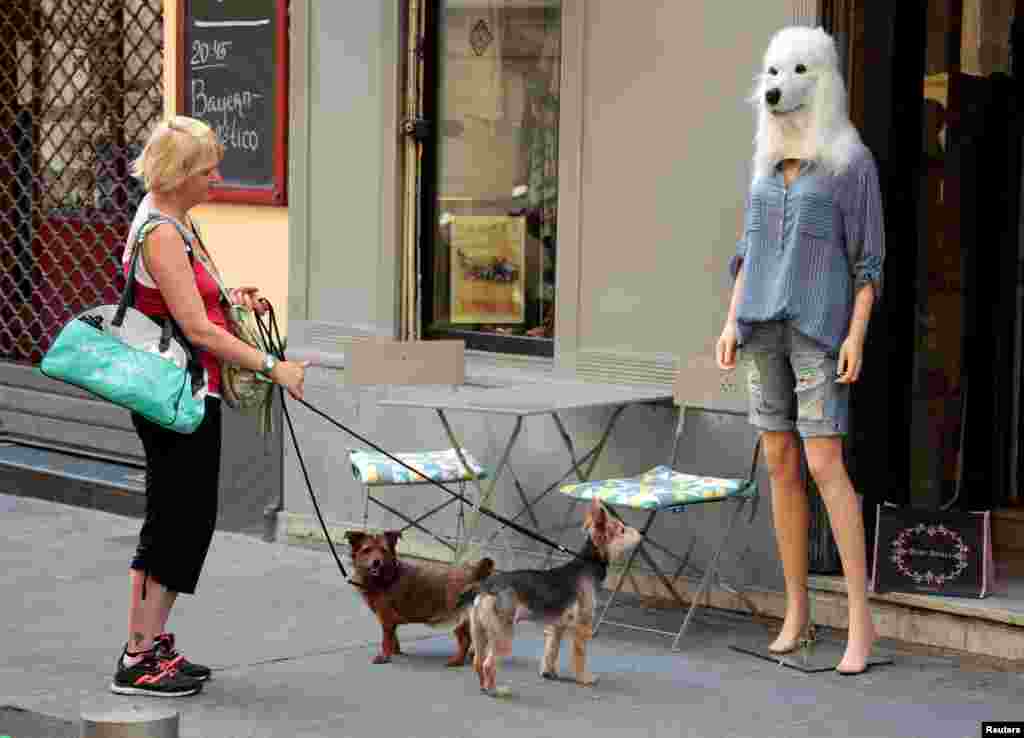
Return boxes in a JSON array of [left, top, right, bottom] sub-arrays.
[[130, 396, 222, 594]]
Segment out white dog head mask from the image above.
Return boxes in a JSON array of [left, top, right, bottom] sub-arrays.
[[751, 26, 861, 180]]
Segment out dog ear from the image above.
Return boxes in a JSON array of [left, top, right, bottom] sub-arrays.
[[384, 530, 402, 552], [587, 498, 609, 532], [344, 531, 368, 552]]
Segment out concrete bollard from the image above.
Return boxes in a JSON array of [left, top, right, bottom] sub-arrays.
[[80, 706, 179, 738]]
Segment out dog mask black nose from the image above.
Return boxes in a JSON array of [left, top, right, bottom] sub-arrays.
[[765, 88, 781, 106]]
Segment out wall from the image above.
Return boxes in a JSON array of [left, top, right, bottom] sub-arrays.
[[558, 0, 794, 383], [286, 0, 402, 338], [162, 0, 290, 329]]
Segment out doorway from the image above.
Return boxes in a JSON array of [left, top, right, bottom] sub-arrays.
[[829, 1, 1024, 515]]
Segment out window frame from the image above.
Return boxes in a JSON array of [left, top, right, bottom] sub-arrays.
[[415, 0, 561, 358]]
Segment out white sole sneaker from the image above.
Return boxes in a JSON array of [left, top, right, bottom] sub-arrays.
[[110, 681, 202, 697]]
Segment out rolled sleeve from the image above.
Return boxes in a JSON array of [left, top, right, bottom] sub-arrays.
[[729, 237, 747, 280], [842, 153, 885, 300], [729, 193, 752, 280]]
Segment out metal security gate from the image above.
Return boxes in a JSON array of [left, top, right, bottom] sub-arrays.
[[0, 0, 163, 461]]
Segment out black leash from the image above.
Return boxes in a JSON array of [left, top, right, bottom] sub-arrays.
[[252, 302, 357, 584], [251, 302, 584, 585]]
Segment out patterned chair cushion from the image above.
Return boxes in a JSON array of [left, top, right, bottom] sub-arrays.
[[560, 465, 755, 511], [348, 448, 488, 486]]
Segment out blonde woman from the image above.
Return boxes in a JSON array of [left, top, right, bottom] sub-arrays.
[[112, 116, 307, 697]]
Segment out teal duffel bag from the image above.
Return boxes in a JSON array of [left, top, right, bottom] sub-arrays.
[[39, 237, 207, 434]]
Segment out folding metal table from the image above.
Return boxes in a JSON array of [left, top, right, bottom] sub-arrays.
[[375, 379, 673, 563]]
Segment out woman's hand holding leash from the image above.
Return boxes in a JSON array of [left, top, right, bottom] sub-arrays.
[[246, 297, 309, 400], [270, 360, 309, 400]]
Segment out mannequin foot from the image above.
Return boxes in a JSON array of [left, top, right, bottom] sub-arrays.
[[768, 602, 809, 654], [836, 610, 876, 674]]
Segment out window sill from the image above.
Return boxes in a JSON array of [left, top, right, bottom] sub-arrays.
[[287, 344, 556, 386], [424, 328, 555, 358]]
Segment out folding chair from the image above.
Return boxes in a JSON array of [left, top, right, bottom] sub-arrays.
[[559, 356, 762, 650], [345, 339, 488, 555]]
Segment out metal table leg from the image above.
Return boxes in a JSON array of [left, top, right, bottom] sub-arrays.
[[368, 495, 457, 552], [541, 405, 628, 566], [437, 409, 523, 566]]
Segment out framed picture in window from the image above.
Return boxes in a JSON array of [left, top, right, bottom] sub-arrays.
[[450, 215, 526, 324]]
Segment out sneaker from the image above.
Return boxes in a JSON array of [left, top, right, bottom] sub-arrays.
[[154, 632, 212, 682], [111, 649, 203, 697]]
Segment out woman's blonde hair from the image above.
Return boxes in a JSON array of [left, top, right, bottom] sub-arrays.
[[131, 115, 224, 193]]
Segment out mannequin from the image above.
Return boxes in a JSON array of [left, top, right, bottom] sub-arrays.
[[716, 27, 886, 675]]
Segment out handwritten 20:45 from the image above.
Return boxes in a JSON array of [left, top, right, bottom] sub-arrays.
[[191, 40, 233, 66]]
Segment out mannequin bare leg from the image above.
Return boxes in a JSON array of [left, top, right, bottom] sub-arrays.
[[761, 430, 810, 653], [805, 436, 876, 673]]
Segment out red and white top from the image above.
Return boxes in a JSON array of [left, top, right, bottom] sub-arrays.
[[123, 194, 228, 397]]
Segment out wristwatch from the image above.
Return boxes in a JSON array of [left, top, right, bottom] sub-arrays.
[[261, 353, 277, 377]]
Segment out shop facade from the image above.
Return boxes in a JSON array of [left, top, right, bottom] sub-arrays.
[[279, 0, 817, 597], [279, 0, 1024, 590], [2, 0, 1020, 621]]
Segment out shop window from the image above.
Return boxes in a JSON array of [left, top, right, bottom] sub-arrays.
[[911, 0, 1022, 507], [418, 1, 562, 357]]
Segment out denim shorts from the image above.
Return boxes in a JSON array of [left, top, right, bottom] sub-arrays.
[[740, 322, 849, 438]]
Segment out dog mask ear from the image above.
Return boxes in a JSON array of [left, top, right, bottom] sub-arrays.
[[344, 531, 368, 552], [384, 530, 402, 552]]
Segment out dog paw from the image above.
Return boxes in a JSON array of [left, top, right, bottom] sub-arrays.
[[372, 654, 392, 665], [576, 673, 599, 687]]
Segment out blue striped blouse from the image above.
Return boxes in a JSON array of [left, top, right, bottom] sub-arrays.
[[730, 144, 886, 352]]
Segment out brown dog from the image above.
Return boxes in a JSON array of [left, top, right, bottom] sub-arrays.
[[345, 530, 495, 665]]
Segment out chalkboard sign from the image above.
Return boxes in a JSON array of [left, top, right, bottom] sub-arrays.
[[176, 0, 288, 205]]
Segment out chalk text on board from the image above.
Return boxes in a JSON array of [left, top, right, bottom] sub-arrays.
[[190, 79, 263, 152], [214, 116, 260, 152], [191, 79, 261, 119], [191, 39, 233, 69]]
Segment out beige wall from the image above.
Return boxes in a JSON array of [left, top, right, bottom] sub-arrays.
[[555, 0, 794, 383], [162, 0, 290, 329]]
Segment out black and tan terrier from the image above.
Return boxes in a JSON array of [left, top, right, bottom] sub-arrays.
[[460, 498, 641, 695], [345, 530, 494, 666]]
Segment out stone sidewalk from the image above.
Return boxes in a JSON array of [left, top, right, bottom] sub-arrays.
[[1, 493, 1021, 738]]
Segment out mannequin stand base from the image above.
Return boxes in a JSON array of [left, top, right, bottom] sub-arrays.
[[730, 639, 893, 674]]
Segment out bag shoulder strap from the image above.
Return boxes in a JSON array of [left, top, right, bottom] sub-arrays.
[[134, 213, 196, 264], [113, 213, 205, 390], [115, 213, 196, 324], [143, 214, 190, 239]]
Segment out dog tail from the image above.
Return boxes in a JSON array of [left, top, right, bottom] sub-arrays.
[[454, 557, 495, 612]]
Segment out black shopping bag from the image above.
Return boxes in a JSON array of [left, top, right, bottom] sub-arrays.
[[870, 504, 995, 598]]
